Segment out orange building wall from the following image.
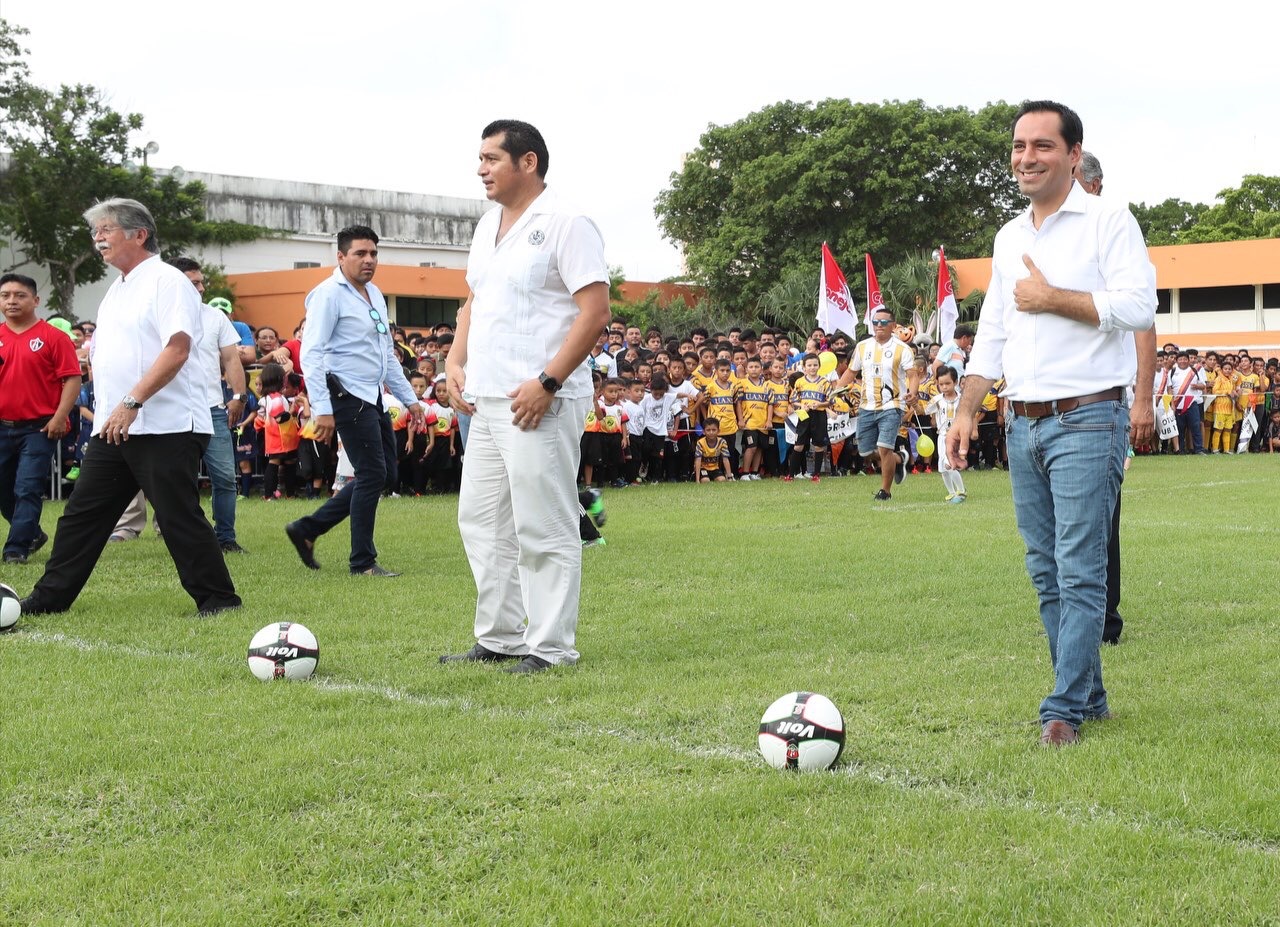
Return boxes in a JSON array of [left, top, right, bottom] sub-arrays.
[[227, 265, 702, 336]]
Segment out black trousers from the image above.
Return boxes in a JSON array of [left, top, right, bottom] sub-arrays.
[[1103, 489, 1123, 643], [292, 389, 395, 572], [32, 433, 240, 613]]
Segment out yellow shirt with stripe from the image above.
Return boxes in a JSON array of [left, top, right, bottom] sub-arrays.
[[695, 436, 729, 473], [767, 378, 791, 424], [735, 376, 773, 430], [852, 337, 915, 412], [790, 375, 832, 411], [703, 378, 739, 435]]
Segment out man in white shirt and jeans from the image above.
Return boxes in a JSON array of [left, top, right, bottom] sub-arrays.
[[21, 198, 241, 617], [443, 119, 611, 674], [948, 102, 1155, 746]]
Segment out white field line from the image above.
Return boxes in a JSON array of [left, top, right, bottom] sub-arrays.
[[13, 629, 1278, 858]]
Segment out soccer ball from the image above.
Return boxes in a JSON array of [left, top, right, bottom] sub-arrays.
[[757, 691, 845, 771], [247, 622, 319, 681], [0, 583, 20, 632]]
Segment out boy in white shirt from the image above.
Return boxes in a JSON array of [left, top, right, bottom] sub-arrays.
[[620, 379, 647, 484], [638, 374, 677, 483]]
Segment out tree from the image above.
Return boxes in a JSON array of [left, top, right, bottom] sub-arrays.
[[757, 265, 818, 336], [654, 98, 1021, 311], [1177, 175, 1280, 244], [1129, 197, 1208, 246], [0, 17, 262, 317]]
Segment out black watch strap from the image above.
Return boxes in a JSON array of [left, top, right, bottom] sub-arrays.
[[538, 372, 562, 393]]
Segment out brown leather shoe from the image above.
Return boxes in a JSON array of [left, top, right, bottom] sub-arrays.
[[1039, 720, 1079, 746]]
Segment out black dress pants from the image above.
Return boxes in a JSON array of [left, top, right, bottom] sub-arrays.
[[32, 433, 240, 613]]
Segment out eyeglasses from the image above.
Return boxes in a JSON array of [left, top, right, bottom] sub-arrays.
[[369, 307, 387, 334], [871, 319, 894, 327], [90, 225, 125, 238]]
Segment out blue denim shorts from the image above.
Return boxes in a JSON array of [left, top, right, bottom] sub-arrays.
[[857, 408, 905, 455]]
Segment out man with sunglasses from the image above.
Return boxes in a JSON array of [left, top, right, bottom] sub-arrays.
[[844, 307, 920, 501], [286, 226, 426, 577]]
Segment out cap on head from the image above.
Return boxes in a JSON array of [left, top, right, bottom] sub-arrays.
[[208, 297, 233, 314]]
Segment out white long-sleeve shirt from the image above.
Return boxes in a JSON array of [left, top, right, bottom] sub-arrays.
[[967, 182, 1157, 402]]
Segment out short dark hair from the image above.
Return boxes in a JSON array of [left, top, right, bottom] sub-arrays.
[[258, 362, 286, 394], [169, 256, 201, 274], [0, 273, 38, 295], [741, 329, 757, 340], [714, 359, 731, 368], [1012, 100, 1084, 151], [690, 327, 709, 339], [702, 417, 720, 430], [936, 365, 958, 382], [954, 325, 975, 340], [338, 225, 379, 252], [802, 352, 820, 364], [482, 119, 549, 179]]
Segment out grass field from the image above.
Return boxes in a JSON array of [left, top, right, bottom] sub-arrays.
[[2, 455, 1279, 926]]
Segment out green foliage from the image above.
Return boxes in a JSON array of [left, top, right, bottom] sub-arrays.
[[1128, 197, 1209, 246], [757, 265, 819, 338], [608, 264, 625, 302], [611, 289, 750, 339], [0, 17, 263, 317], [655, 98, 1021, 310]]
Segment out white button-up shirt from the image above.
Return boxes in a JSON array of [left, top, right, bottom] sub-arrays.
[[967, 183, 1156, 402], [464, 188, 608, 400], [197, 305, 242, 408], [90, 255, 211, 436]]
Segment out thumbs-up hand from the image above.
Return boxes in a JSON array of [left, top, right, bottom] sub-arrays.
[[1013, 254, 1053, 313]]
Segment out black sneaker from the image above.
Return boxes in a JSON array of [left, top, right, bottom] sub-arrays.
[[284, 522, 320, 570], [894, 450, 908, 485], [439, 643, 523, 664], [220, 541, 248, 554], [3, 552, 26, 564], [197, 601, 242, 618], [18, 597, 61, 617], [874, 489, 892, 501], [28, 531, 49, 555], [351, 564, 399, 577], [503, 654, 555, 674]]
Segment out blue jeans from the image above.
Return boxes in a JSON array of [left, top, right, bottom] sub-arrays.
[[1006, 399, 1127, 728], [204, 407, 238, 544], [857, 408, 905, 456], [293, 389, 395, 572], [0, 424, 56, 556]]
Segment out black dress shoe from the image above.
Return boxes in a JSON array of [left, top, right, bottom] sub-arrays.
[[18, 597, 61, 617], [284, 522, 320, 570], [220, 540, 248, 554], [439, 643, 523, 664], [3, 552, 26, 564], [197, 601, 242, 618], [351, 564, 399, 577], [28, 531, 49, 555], [503, 655, 555, 674]]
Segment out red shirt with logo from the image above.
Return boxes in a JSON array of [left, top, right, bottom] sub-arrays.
[[0, 320, 82, 421]]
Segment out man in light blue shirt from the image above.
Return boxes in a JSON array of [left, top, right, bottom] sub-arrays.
[[285, 226, 424, 576]]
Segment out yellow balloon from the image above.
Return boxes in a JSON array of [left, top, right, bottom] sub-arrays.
[[817, 351, 837, 376], [916, 434, 935, 458]]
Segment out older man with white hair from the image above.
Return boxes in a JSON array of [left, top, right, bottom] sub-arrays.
[[19, 198, 240, 618]]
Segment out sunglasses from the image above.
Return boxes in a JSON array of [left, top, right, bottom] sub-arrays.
[[871, 319, 894, 327], [368, 307, 387, 335]]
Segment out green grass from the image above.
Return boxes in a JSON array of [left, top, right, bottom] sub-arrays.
[[2, 456, 1279, 926]]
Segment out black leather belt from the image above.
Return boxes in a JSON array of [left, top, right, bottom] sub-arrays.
[[0, 416, 51, 428], [1009, 388, 1122, 420]]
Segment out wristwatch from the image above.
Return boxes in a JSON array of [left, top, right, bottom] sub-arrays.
[[538, 372, 562, 393], [227, 393, 246, 403], [122, 395, 143, 410]]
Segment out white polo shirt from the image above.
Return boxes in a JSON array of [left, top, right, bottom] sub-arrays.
[[464, 188, 608, 400], [197, 305, 242, 408], [967, 183, 1156, 402], [90, 255, 212, 436]]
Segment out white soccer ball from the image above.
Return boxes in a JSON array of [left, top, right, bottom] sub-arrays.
[[0, 583, 20, 632], [247, 622, 319, 681], [757, 691, 845, 771]]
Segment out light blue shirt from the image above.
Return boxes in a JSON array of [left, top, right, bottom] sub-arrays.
[[299, 267, 417, 416]]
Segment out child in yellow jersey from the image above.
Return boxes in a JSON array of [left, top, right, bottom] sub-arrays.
[[766, 358, 792, 476], [1209, 358, 1238, 453], [691, 346, 718, 392], [786, 353, 833, 482], [734, 357, 772, 480], [694, 418, 731, 482], [700, 359, 741, 471]]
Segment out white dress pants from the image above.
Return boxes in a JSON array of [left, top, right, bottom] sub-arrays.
[[457, 395, 589, 664]]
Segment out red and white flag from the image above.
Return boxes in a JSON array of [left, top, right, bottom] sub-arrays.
[[864, 253, 886, 330], [818, 243, 859, 339], [936, 246, 959, 346]]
